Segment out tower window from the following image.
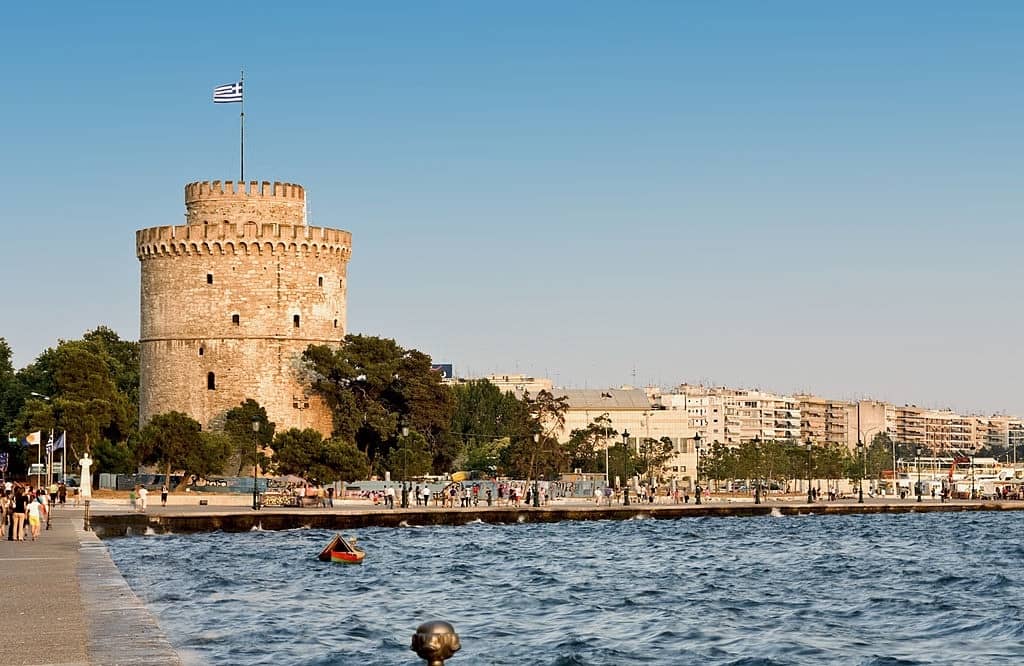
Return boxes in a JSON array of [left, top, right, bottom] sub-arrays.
[[339, 279, 344, 288], [293, 314, 300, 328], [207, 273, 213, 284], [198, 346, 204, 357], [317, 276, 323, 287], [333, 319, 338, 328], [232, 314, 240, 325], [207, 372, 216, 390]]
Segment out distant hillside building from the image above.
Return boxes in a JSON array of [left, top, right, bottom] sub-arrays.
[[135, 180, 351, 434]]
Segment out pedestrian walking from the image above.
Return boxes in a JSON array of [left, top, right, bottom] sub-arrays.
[[138, 486, 148, 512], [160, 484, 168, 507], [27, 496, 43, 541]]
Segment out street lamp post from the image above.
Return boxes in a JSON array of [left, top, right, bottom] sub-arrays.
[[694, 432, 702, 505], [915, 446, 922, 503], [857, 439, 865, 504], [251, 418, 260, 510], [622, 430, 630, 506], [401, 424, 410, 509], [532, 433, 541, 508], [602, 414, 611, 487], [30, 392, 52, 488], [805, 438, 814, 504], [970, 454, 976, 500], [753, 437, 761, 505]]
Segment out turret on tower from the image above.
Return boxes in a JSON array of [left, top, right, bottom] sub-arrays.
[[136, 180, 352, 434]]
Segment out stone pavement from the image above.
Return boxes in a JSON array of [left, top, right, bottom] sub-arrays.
[[0, 508, 180, 665]]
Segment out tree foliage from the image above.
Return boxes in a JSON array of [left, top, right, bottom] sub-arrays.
[[565, 413, 617, 475], [136, 411, 219, 490], [303, 335, 454, 473], [449, 380, 529, 473], [494, 389, 571, 480], [383, 430, 434, 480], [272, 427, 370, 483], [222, 399, 276, 475]]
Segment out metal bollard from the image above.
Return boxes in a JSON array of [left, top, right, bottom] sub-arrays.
[[411, 620, 461, 665]]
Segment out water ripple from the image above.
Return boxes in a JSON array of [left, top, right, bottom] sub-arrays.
[[107, 511, 1024, 665]]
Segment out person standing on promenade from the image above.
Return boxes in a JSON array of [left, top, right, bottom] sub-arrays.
[[58, 482, 66, 507], [421, 485, 431, 507], [327, 486, 335, 508], [0, 491, 10, 537], [160, 484, 168, 507], [138, 486, 148, 512], [11, 487, 27, 541], [385, 485, 395, 509]]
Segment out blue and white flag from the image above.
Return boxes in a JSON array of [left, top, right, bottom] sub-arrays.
[[52, 432, 65, 452], [22, 431, 40, 448], [213, 81, 243, 103]]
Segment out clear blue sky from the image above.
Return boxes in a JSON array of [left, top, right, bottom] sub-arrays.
[[2, 2, 1022, 414]]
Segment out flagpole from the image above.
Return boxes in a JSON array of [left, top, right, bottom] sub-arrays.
[[240, 68, 245, 182], [62, 430, 66, 482]]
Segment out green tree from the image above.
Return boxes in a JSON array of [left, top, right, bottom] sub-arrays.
[[136, 411, 211, 490], [222, 399, 276, 475], [565, 413, 617, 474], [189, 432, 234, 480], [637, 436, 675, 483], [605, 442, 634, 484], [457, 436, 507, 475], [383, 430, 434, 481], [92, 439, 136, 475], [505, 389, 569, 482], [449, 379, 531, 473], [303, 335, 455, 472], [273, 428, 370, 483], [0, 338, 18, 438], [320, 438, 371, 483]]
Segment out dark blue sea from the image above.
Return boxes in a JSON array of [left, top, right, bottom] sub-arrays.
[[105, 510, 1024, 665]]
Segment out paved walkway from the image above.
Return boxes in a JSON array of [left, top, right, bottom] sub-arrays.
[[0, 508, 180, 665]]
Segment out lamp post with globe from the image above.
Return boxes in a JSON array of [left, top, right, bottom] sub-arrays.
[[622, 430, 630, 506]]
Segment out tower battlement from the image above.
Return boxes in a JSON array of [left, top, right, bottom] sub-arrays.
[[185, 180, 305, 202], [185, 179, 307, 226], [136, 223, 351, 259]]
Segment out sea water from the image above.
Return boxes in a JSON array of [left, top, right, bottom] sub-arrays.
[[106, 510, 1024, 665]]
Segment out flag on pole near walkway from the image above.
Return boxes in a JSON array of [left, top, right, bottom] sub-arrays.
[[52, 432, 65, 451], [22, 431, 40, 448], [213, 81, 243, 103]]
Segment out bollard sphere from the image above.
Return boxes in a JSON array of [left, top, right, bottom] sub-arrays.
[[411, 620, 461, 665]]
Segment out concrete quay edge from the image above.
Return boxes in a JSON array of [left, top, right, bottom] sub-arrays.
[[78, 526, 182, 665], [0, 513, 181, 666], [88, 499, 1022, 538]]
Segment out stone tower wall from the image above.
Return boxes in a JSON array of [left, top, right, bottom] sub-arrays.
[[136, 180, 351, 435]]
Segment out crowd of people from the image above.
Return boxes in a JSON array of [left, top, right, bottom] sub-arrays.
[[0, 480, 68, 541]]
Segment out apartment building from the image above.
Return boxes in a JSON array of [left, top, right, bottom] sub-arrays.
[[554, 388, 698, 484], [797, 394, 851, 447]]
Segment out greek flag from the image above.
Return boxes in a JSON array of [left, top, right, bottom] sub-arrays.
[[213, 81, 243, 103]]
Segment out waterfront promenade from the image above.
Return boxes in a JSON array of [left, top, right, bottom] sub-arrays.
[[3, 495, 1018, 664]]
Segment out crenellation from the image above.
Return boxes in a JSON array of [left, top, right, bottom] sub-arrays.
[[185, 180, 305, 203]]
